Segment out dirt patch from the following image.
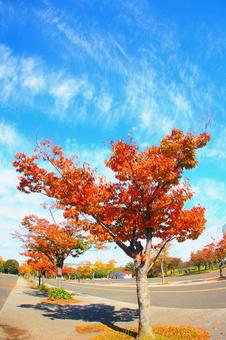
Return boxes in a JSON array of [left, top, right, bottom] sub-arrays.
[[0, 324, 30, 340], [40, 298, 81, 305], [76, 323, 110, 334]]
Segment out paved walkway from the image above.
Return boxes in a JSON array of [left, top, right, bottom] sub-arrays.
[[0, 277, 225, 339]]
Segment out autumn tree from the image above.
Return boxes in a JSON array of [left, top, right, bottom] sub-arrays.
[[62, 266, 76, 279], [0, 256, 4, 272], [189, 237, 226, 277], [154, 244, 170, 284], [13, 129, 209, 338], [24, 252, 56, 286], [189, 250, 206, 271], [18, 263, 32, 278], [14, 214, 88, 287], [165, 257, 183, 275], [93, 260, 117, 278], [3, 259, 19, 274], [124, 261, 135, 276], [214, 236, 226, 277], [189, 243, 216, 271], [75, 261, 93, 279]]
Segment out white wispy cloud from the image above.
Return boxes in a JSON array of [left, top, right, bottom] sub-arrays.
[[96, 92, 112, 113], [0, 121, 20, 147], [0, 44, 94, 119], [193, 178, 226, 204]]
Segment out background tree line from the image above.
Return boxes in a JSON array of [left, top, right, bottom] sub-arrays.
[[0, 256, 19, 274]]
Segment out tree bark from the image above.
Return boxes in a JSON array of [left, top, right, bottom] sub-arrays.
[[219, 261, 223, 278], [57, 266, 63, 288], [135, 261, 154, 339], [160, 259, 165, 285], [41, 270, 45, 285]]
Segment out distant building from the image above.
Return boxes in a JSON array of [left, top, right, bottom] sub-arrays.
[[110, 270, 132, 279]]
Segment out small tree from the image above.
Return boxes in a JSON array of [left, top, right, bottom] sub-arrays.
[[215, 235, 226, 277], [24, 252, 56, 286], [13, 129, 209, 338], [62, 266, 76, 279], [18, 263, 32, 279], [14, 214, 88, 287], [165, 257, 183, 275], [3, 259, 19, 274], [189, 250, 205, 271], [75, 261, 93, 279], [124, 261, 135, 276]]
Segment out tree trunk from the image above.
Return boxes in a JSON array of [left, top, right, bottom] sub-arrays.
[[160, 259, 165, 284], [57, 266, 63, 288], [135, 262, 154, 339], [219, 261, 223, 278], [41, 270, 45, 285], [38, 274, 41, 287]]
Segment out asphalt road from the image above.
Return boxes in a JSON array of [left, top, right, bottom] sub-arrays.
[[90, 269, 225, 285], [0, 274, 18, 310], [47, 269, 226, 309]]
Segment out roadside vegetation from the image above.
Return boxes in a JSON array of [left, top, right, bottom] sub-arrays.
[[0, 257, 19, 274], [48, 287, 72, 301]]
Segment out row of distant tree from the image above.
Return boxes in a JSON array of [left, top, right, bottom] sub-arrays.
[[189, 237, 226, 277], [17, 233, 226, 284], [125, 238, 226, 280], [0, 257, 19, 274], [18, 259, 118, 283]]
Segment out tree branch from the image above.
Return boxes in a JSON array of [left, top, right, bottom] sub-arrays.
[[148, 237, 175, 272]]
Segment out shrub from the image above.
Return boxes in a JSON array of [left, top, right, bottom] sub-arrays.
[[48, 287, 72, 301], [39, 284, 49, 292]]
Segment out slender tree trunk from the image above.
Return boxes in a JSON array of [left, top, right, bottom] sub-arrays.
[[57, 266, 63, 288], [41, 270, 45, 285], [135, 261, 154, 339], [160, 259, 165, 284], [219, 261, 223, 278], [38, 274, 41, 287], [56, 257, 64, 288]]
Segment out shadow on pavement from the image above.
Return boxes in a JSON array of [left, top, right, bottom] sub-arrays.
[[18, 302, 139, 337], [23, 289, 48, 298]]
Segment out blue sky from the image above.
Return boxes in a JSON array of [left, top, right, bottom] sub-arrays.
[[0, 0, 226, 265]]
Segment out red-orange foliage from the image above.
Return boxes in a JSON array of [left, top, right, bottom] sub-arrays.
[[13, 130, 209, 257], [62, 266, 76, 277], [18, 263, 32, 277], [215, 235, 226, 262], [14, 214, 88, 284], [13, 129, 210, 337], [189, 235, 226, 276], [189, 244, 216, 270], [24, 252, 56, 276]]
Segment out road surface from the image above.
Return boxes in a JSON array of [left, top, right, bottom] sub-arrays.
[[47, 269, 226, 309], [0, 274, 18, 310]]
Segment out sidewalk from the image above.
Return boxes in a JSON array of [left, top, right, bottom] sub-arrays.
[[0, 277, 225, 339]]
